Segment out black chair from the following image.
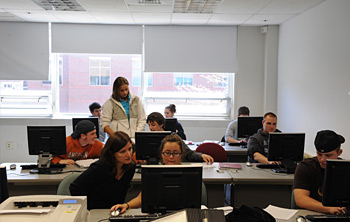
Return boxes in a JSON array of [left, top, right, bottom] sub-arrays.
[[0, 166, 9, 204]]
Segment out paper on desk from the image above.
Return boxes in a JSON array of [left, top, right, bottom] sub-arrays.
[[264, 205, 298, 220]]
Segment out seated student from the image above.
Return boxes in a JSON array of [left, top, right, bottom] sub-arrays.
[[52, 120, 104, 165], [247, 112, 281, 164], [293, 130, 346, 215], [164, 104, 186, 140], [147, 112, 214, 164], [225, 106, 250, 143], [89, 102, 106, 143], [111, 134, 200, 213], [70, 131, 141, 210]]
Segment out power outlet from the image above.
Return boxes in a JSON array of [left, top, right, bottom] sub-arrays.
[[6, 142, 15, 149]]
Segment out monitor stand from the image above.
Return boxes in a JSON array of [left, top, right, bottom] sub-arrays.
[[30, 152, 63, 174], [272, 159, 297, 174]]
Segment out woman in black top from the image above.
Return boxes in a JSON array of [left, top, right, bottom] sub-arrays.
[[164, 104, 186, 140], [70, 131, 141, 211]]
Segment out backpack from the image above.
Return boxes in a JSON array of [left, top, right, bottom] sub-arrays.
[[225, 205, 275, 222]]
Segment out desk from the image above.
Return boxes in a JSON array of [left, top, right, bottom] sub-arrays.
[[188, 143, 247, 162], [3, 162, 231, 208], [227, 163, 294, 209], [89, 208, 320, 222], [125, 163, 232, 208], [3, 162, 85, 196]]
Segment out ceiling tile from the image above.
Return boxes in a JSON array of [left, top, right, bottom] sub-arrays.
[[0, 11, 23, 21], [0, 0, 43, 10], [132, 12, 171, 24], [50, 11, 98, 23], [8, 9, 61, 22], [244, 14, 295, 25], [78, 0, 128, 12], [215, 0, 271, 14], [208, 14, 251, 25], [128, 5, 172, 12], [259, 0, 326, 14], [171, 13, 212, 25], [90, 11, 134, 24]]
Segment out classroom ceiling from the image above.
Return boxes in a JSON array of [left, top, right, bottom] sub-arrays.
[[0, 0, 326, 25]]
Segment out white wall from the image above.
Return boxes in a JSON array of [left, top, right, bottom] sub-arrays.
[[278, 0, 350, 158], [0, 26, 275, 163]]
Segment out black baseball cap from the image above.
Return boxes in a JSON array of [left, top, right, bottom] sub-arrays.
[[71, 120, 96, 139], [314, 130, 345, 153]]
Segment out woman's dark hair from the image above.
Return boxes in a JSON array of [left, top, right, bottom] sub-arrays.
[[165, 104, 176, 114], [159, 134, 184, 162], [146, 112, 165, 126], [112, 76, 129, 102], [100, 131, 134, 177]]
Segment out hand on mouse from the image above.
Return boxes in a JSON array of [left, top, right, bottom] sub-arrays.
[[110, 203, 129, 214], [111, 209, 121, 217]]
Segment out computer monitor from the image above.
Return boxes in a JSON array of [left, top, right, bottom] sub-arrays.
[[135, 131, 171, 164], [164, 118, 177, 133], [141, 165, 202, 214], [27, 126, 67, 174], [322, 159, 350, 208], [0, 166, 9, 204], [267, 133, 305, 174], [237, 116, 263, 139], [72, 117, 99, 138]]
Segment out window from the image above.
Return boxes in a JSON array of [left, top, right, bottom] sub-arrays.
[[89, 57, 111, 86], [143, 72, 233, 117], [174, 73, 193, 86], [0, 55, 233, 118]]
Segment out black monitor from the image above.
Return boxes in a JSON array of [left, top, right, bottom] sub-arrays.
[[267, 133, 305, 174], [322, 159, 350, 209], [237, 116, 263, 139], [0, 166, 9, 204], [141, 165, 202, 214], [164, 118, 177, 133], [27, 126, 67, 174], [72, 117, 99, 138], [135, 131, 171, 164]]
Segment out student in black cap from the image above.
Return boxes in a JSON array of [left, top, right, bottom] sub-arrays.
[[293, 130, 346, 214], [52, 120, 104, 165]]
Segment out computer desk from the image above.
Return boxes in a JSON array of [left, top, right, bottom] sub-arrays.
[[3, 162, 232, 208], [226, 163, 294, 209], [88, 208, 320, 222], [125, 163, 232, 208], [187, 143, 247, 162]]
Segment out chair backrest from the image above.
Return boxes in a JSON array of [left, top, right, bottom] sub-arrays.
[[57, 172, 82, 195], [291, 189, 298, 209], [196, 143, 228, 162]]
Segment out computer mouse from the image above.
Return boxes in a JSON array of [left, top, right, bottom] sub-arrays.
[[296, 215, 306, 222], [10, 164, 16, 170], [246, 162, 252, 167], [111, 209, 121, 217]]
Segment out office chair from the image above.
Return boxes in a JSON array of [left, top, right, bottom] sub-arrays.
[[196, 143, 228, 162], [57, 172, 82, 195], [0, 166, 9, 204], [291, 189, 298, 209]]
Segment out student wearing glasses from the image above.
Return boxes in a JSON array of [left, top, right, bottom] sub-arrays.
[[110, 134, 194, 213], [147, 112, 214, 164]]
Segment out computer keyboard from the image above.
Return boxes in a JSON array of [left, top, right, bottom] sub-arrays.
[[20, 164, 66, 170], [256, 163, 281, 169], [306, 214, 350, 221], [109, 214, 160, 221]]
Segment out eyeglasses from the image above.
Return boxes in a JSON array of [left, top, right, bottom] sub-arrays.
[[162, 152, 182, 157]]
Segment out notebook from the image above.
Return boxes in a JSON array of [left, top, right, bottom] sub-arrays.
[[219, 163, 242, 169]]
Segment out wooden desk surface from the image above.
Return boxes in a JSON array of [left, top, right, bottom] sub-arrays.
[[226, 163, 294, 185]]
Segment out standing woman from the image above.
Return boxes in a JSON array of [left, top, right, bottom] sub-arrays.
[[70, 131, 141, 210], [101, 76, 146, 140], [164, 104, 186, 140]]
